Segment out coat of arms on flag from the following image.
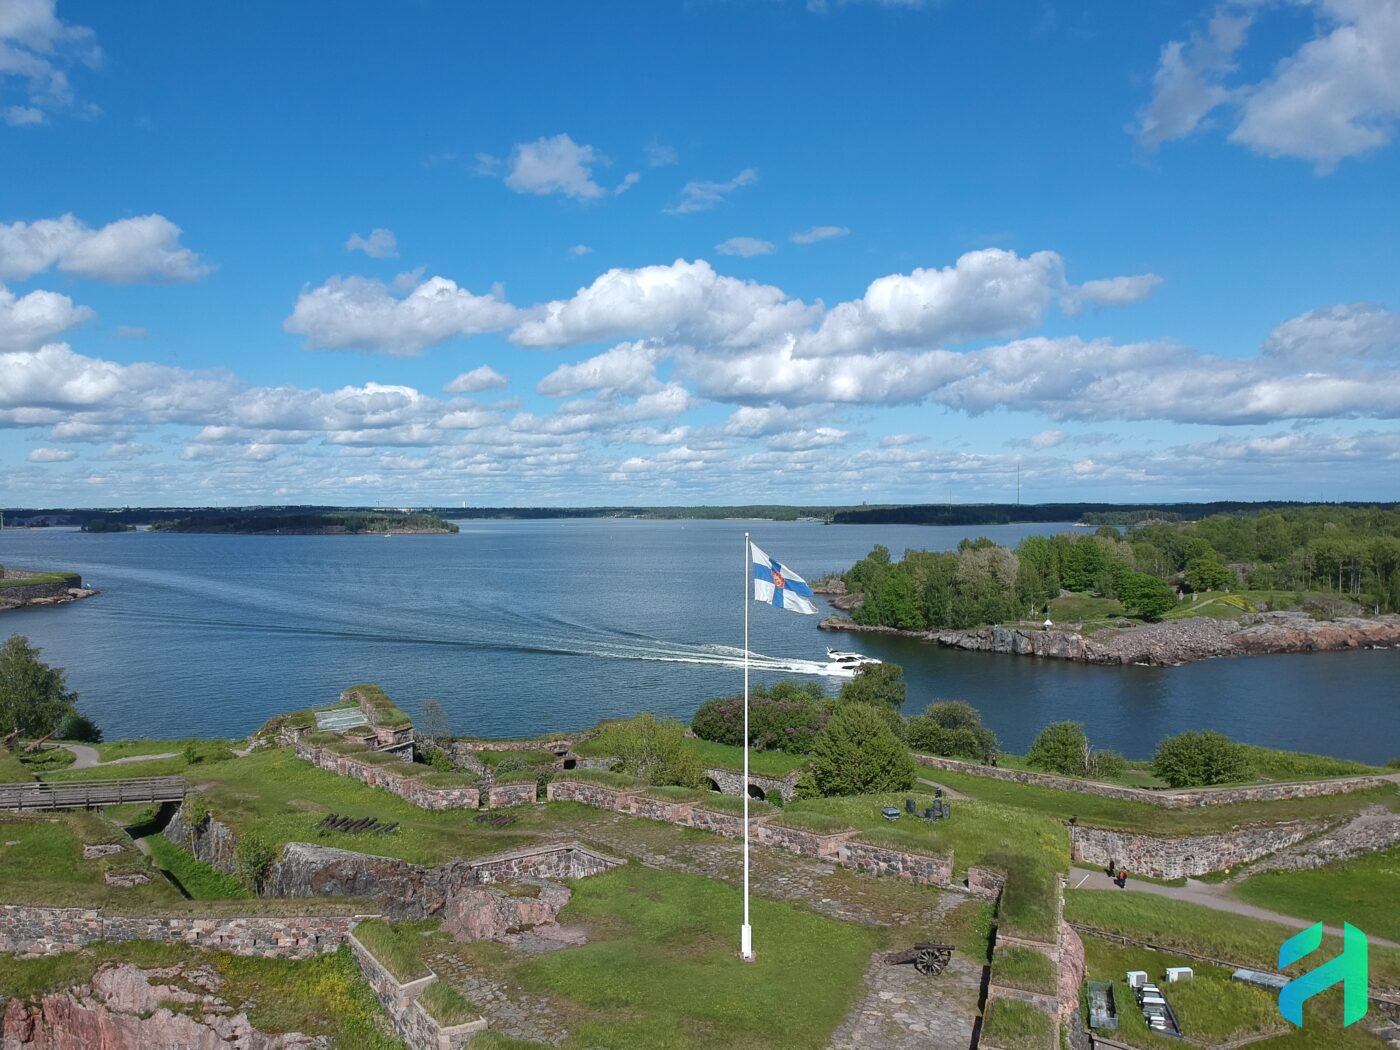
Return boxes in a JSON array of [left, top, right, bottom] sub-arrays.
[[749, 541, 818, 615]]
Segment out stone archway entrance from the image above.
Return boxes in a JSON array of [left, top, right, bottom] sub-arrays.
[[746, 783, 766, 801]]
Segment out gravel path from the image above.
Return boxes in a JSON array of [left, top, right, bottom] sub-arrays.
[[827, 950, 982, 1050], [59, 744, 178, 769]]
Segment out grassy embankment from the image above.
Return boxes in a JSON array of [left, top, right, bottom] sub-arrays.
[[571, 727, 810, 779], [0, 572, 73, 589], [1232, 846, 1400, 945], [363, 863, 884, 1050], [0, 942, 402, 1048], [1039, 588, 1367, 637]]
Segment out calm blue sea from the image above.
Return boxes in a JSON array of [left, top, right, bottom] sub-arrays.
[[1, 519, 1396, 762]]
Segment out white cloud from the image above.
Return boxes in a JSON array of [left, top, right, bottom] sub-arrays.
[[645, 143, 678, 167], [1140, 1, 1400, 171], [880, 433, 926, 447], [473, 152, 500, 176], [443, 366, 510, 394], [504, 133, 605, 200], [615, 172, 641, 195], [1028, 429, 1066, 449], [766, 427, 849, 451], [0, 214, 207, 283], [1263, 301, 1400, 362], [284, 274, 518, 355], [568, 244, 592, 256], [28, 447, 75, 462], [715, 236, 775, 257], [0, 0, 100, 126], [682, 343, 968, 405], [510, 258, 819, 350], [666, 168, 757, 214], [537, 342, 663, 398], [345, 228, 399, 259], [115, 325, 147, 338], [1064, 273, 1165, 312], [791, 225, 850, 244], [0, 284, 93, 351], [802, 249, 1066, 355]]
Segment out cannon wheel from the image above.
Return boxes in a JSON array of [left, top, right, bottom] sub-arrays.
[[914, 945, 951, 976]]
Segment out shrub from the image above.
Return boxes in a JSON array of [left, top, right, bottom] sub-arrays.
[[1152, 730, 1252, 788], [809, 703, 916, 797], [690, 680, 830, 753], [1025, 721, 1118, 779], [837, 661, 906, 709], [906, 701, 998, 760], [59, 713, 102, 743], [427, 747, 454, 772], [235, 832, 279, 893], [610, 714, 704, 788]]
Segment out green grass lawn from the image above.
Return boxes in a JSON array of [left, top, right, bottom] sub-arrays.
[[352, 919, 439, 981], [786, 792, 1068, 877], [144, 833, 250, 900], [0, 749, 31, 784], [990, 944, 1057, 995], [512, 863, 884, 1050], [921, 766, 1396, 837], [979, 997, 1054, 1050], [1232, 847, 1400, 945], [0, 812, 186, 909], [682, 738, 809, 778], [476, 749, 558, 768], [1065, 889, 1400, 993], [1048, 593, 1126, 622], [0, 942, 402, 1048], [95, 738, 236, 761]]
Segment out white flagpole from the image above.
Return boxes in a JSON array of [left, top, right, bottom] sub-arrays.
[[741, 531, 754, 961]]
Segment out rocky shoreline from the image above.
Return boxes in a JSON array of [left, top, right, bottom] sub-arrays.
[[819, 610, 1400, 667]]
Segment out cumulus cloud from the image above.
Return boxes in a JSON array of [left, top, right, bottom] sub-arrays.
[[0, 284, 93, 351], [28, 447, 76, 462], [284, 274, 518, 355], [615, 172, 641, 195], [443, 366, 509, 394], [716, 236, 775, 257], [504, 134, 605, 200], [666, 168, 757, 214], [681, 343, 968, 405], [510, 258, 819, 350], [0, 214, 208, 283], [1139, 1, 1400, 171], [345, 228, 398, 259], [0, 0, 100, 125], [1264, 301, 1400, 362], [537, 342, 663, 398], [791, 225, 850, 244], [1064, 273, 1165, 312]]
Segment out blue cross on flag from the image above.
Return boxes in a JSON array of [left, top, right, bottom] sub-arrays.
[[750, 541, 819, 615]]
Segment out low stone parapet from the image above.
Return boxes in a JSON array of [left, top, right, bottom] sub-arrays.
[[687, 806, 774, 840], [349, 932, 486, 1050], [966, 865, 1008, 900], [755, 822, 854, 858], [468, 841, 623, 885], [292, 744, 479, 811], [1068, 820, 1324, 880], [836, 840, 953, 886], [545, 779, 639, 810], [706, 766, 799, 803], [625, 795, 695, 824], [486, 782, 538, 809]]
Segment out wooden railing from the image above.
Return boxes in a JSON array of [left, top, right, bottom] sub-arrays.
[[0, 776, 190, 810]]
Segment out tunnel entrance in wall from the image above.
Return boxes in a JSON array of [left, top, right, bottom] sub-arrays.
[[747, 784, 766, 801], [707, 778, 722, 793]]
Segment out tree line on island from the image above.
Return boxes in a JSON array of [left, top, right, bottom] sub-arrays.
[[841, 505, 1400, 631]]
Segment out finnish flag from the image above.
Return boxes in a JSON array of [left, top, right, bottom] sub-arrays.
[[750, 541, 819, 615]]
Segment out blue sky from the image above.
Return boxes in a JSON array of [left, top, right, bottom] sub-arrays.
[[2, 0, 1399, 506]]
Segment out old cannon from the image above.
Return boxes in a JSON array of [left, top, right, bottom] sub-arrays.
[[882, 942, 954, 976]]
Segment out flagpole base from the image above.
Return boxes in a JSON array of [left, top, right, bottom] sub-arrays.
[[740, 924, 754, 961]]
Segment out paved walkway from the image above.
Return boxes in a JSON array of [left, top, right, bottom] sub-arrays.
[[59, 744, 178, 769], [1068, 868, 1400, 949]]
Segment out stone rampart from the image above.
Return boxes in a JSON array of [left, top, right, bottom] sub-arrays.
[[836, 840, 953, 886], [469, 842, 622, 885], [349, 932, 486, 1050], [686, 805, 773, 840], [1068, 821, 1324, 879], [966, 865, 1008, 900], [1247, 805, 1400, 874], [165, 806, 239, 875], [486, 782, 538, 809], [545, 779, 638, 810], [465, 739, 573, 754], [914, 754, 1389, 808], [755, 822, 854, 858], [625, 795, 695, 824], [293, 744, 480, 810], [0, 905, 357, 958], [706, 766, 798, 803]]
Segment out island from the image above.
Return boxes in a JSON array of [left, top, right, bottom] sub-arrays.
[[0, 566, 97, 611], [148, 510, 459, 535], [820, 505, 1400, 666]]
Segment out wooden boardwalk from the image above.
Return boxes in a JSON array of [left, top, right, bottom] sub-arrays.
[[0, 776, 190, 811]]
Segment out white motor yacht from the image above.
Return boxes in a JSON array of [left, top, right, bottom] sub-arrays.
[[822, 647, 882, 677]]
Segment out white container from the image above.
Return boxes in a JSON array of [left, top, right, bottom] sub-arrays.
[[1126, 970, 1148, 988], [1166, 967, 1194, 983]]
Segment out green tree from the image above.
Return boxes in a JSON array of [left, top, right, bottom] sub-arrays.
[[838, 662, 906, 710], [59, 713, 102, 743], [611, 714, 703, 787], [809, 703, 916, 796], [1121, 572, 1176, 621], [0, 635, 81, 737], [417, 697, 453, 747], [1151, 730, 1252, 788], [1026, 721, 1093, 777], [906, 701, 998, 761], [1185, 554, 1234, 592]]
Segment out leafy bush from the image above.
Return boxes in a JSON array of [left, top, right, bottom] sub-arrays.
[[610, 714, 704, 788], [1026, 721, 1119, 779], [809, 703, 916, 797], [235, 832, 279, 893], [837, 662, 906, 709], [0, 635, 80, 738], [1152, 730, 1252, 788], [58, 713, 102, 743], [690, 680, 829, 753], [906, 701, 998, 760]]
